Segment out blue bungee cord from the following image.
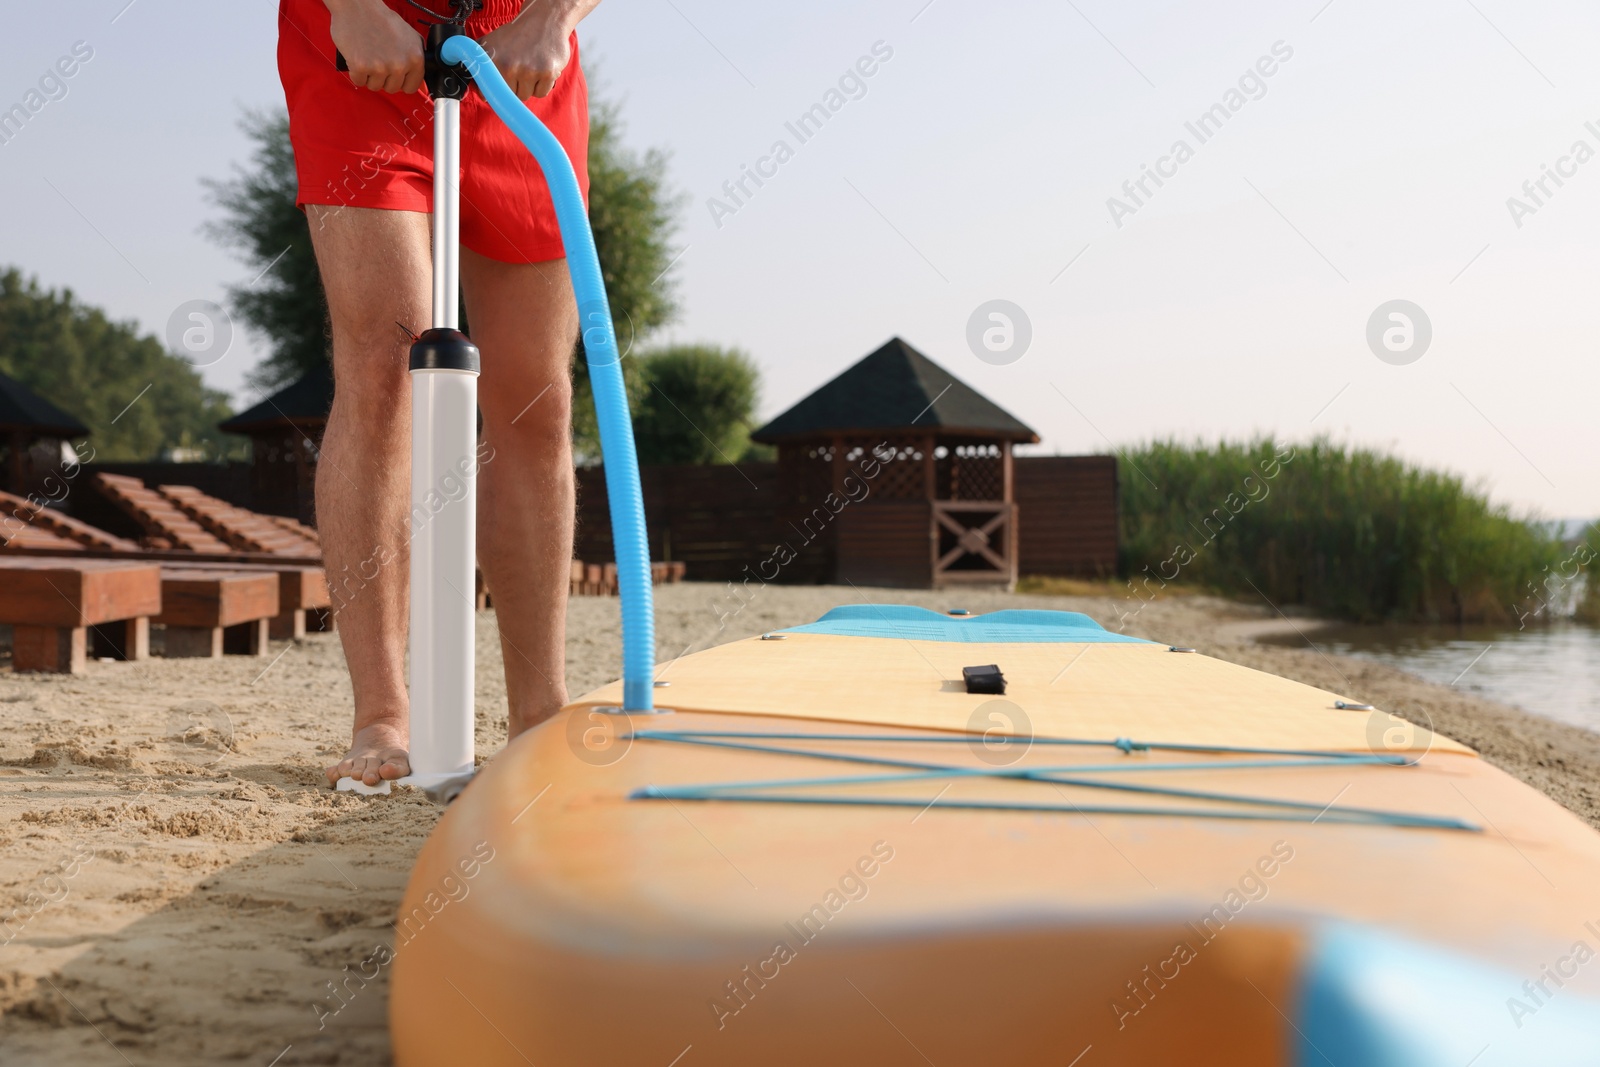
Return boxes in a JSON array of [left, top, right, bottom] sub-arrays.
[[441, 35, 656, 711], [622, 728, 1479, 831]]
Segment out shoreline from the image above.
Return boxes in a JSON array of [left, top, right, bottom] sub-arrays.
[[2, 582, 1597, 1064], [1169, 601, 1600, 832]]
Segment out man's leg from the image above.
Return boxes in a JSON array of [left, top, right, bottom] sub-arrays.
[[460, 250, 577, 739], [307, 205, 433, 785]]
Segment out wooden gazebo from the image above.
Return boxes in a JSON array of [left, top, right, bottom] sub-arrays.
[[751, 337, 1039, 589], [0, 371, 89, 499], [217, 363, 333, 524]]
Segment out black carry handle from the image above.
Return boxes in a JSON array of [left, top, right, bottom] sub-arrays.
[[336, 50, 348, 72]]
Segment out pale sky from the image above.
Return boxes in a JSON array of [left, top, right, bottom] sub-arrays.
[[3, 0, 1597, 517]]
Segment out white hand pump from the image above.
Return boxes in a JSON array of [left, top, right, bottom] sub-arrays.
[[337, 40, 480, 797]]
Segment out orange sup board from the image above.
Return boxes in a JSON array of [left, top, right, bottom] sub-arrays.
[[390, 607, 1600, 1065]]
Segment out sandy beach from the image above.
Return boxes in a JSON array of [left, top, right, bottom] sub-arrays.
[[3, 583, 1598, 1066]]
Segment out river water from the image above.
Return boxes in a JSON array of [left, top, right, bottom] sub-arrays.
[[1274, 623, 1600, 734]]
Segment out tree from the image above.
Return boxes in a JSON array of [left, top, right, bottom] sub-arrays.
[[205, 110, 328, 393], [633, 345, 763, 466], [205, 83, 684, 455], [0, 269, 235, 461], [585, 90, 680, 341], [573, 88, 684, 459], [1577, 522, 1600, 624]]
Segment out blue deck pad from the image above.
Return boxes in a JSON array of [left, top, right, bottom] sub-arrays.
[[778, 605, 1154, 644]]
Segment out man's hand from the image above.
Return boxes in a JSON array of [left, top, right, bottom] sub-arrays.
[[479, 0, 599, 100], [326, 0, 425, 94]]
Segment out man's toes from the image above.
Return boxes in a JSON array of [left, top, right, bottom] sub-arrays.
[[325, 748, 409, 788]]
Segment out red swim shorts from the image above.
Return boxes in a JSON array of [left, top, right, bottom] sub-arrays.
[[277, 0, 589, 264]]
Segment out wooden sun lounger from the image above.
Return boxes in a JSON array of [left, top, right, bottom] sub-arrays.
[[570, 560, 686, 597], [0, 558, 162, 673], [158, 485, 321, 557], [1, 540, 321, 568], [0, 489, 141, 552], [649, 562, 687, 585], [157, 560, 331, 639], [266, 513, 320, 546], [2, 487, 326, 641], [94, 473, 234, 553], [1, 520, 83, 553], [154, 568, 280, 658], [275, 565, 332, 637]]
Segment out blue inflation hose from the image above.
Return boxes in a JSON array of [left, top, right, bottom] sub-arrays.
[[441, 37, 654, 711]]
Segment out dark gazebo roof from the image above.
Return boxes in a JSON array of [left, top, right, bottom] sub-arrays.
[[751, 337, 1038, 444], [0, 371, 89, 437], [219, 362, 334, 434]]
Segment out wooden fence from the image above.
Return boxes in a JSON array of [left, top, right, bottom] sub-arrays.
[[74, 455, 1120, 587], [574, 456, 1118, 585], [573, 463, 828, 585], [1014, 456, 1119, 579]]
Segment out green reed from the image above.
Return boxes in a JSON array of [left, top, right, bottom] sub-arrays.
[[1115, 438, 1569, 624]]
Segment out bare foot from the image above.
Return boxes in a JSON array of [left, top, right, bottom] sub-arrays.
[[327, 721, 411, 786]]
